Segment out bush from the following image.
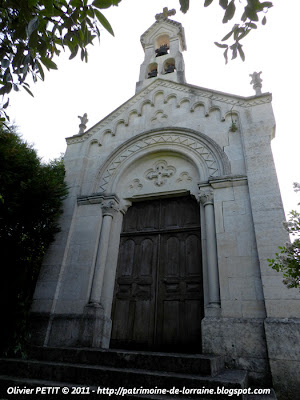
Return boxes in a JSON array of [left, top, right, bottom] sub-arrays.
[[0, 125, 68, 355], [268, 183, 300, 289]]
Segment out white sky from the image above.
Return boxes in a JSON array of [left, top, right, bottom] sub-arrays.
[[8, 0, 300, 216]]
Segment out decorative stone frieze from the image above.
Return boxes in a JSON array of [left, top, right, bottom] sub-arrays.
[[65, 79, 272, 145]]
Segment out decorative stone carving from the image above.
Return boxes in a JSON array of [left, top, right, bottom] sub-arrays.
[[128, 179, 143, 192], [151, 110, 168, 123], [101, 200, 119, 217], [155, 7, 176, 21], [145, 160, 176, 186], [78, 113, 88, 134], [199, 188, 214, 206], [176, 172, 192, 183], [66, 80, 272, 144], [97, 129, 229, 192], [250, 71, 263, 96]]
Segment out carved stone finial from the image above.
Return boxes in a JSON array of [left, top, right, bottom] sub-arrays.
[[249, 71, 263, 96], [78, 113, 88, 134], [155, 7, 176, 21]]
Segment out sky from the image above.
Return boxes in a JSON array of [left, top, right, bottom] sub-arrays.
[[8, 0, 300, 216]]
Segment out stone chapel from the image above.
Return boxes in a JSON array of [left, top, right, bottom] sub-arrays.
[[30, 9, 300, 398]]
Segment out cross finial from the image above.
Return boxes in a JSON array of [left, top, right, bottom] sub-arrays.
[[155, 7, 176, 21]]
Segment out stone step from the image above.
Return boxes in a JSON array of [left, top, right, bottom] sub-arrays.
[[28, 346, 224, 377], [0, 358, 248, 399]]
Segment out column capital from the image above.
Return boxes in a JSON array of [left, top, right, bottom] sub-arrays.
[[101, 200, 119, 217], [199, 188, 214, 206]]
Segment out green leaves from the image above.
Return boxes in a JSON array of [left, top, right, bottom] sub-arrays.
[[214, 42, 228, 49], [26, 16, 39, 38], [40, 57, 58, 71], [206, 0, 273, 63], [237, 42, 245, 61], [268, 184, 300, 290], [93, 0, 121, 8], [219, 0, 228, 10], [0, 0, 119, 120], [94, 8, 114, 36], [179, 0, 190, 13], [223, 0, 236, 23]]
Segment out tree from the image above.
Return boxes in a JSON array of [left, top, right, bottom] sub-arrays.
[[179, 0, 273, 63], [0, 0, 121, 121], [268, 183, 300, 290], [0, 125, 68, 355]]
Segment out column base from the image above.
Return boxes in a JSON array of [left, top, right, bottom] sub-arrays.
[[79, 304, 112, 348]]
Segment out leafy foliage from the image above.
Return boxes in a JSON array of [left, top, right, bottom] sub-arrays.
[[179, 0, 273, 63], [268, 183, 300, 289], [0, 0, 120, 120], [0, 125, 68, 355]]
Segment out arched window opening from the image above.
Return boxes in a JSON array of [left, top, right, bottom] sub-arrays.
[[155, 34, 170, 57], [147, 63, 158, 79], [164, 58, 176, 74]]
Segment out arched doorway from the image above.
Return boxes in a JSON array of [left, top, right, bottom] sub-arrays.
[[110, 195, 203, 352]]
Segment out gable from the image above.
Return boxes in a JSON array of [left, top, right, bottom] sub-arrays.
[[66, 79, 272, 155], [140, 19, 187, 50]]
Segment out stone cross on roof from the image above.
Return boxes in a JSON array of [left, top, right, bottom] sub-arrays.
[[155, 7, 176, 21]]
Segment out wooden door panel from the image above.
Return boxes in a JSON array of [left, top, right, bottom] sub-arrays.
[[164, 236, 180, 276], [157, 231, 203, 351], [161, 300, 180, 346], [132, 300, 154, 344], [183, 300, 203, 350], [160, 196, 200, 229], [140, 238, 155, 276], [111, 196, 203, 352], [111, 234, 158, 348], [111, 300, 131, 341], [119, 238, 135, 276], [122, 200, 160, 233]]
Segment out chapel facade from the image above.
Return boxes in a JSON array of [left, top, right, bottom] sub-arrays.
[[30, 10, 300, 397]]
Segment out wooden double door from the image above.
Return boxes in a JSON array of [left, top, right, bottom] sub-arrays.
[[111, 196, 203, 352]]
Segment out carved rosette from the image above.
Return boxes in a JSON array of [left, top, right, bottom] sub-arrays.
[[145, 160, 176, 187], [199, 188, 214, 206], [101, 200, 119, 217]]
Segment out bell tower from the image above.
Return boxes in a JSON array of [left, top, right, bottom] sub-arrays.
[[136, 7, 187, 93]]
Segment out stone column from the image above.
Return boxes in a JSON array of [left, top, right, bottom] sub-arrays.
[[199, 188, 220, 307], [89, 200, 118, 305]]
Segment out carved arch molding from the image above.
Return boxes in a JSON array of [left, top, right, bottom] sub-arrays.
[[95, 128, 231, 193]]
